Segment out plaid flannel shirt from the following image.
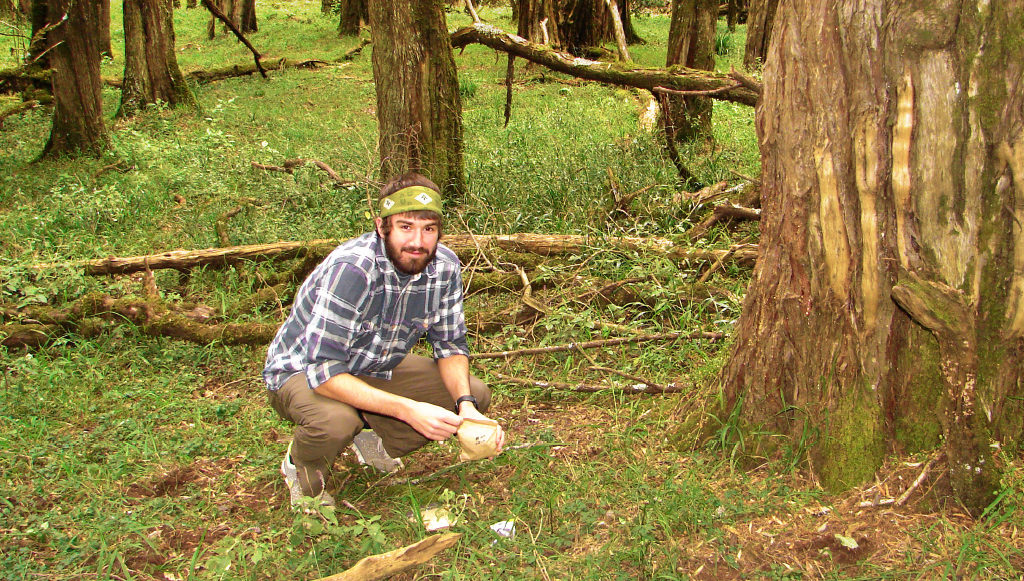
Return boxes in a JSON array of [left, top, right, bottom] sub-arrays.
[[262, 232, 469, 391]]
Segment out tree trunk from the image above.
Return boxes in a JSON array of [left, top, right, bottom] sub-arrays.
[[117, 0, 196, 118], [336, 0, 367, 36], [515, 0, 560, 46], [558, 0, 641, 55], [26, 0, 50, 68], [40, 0, 108, 157], [369, 0, 466, 199], [206, 0, 254, 37], [321, 0, 333, 14], [725, 0, 746, 31], [664, 0, 716, 143], [99, 0, 113, 57], [719, 0, 1024, 516], [238, 0, 255, 33], [742, 0, 776, 69]]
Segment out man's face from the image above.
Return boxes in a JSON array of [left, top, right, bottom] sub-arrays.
[[377, 214, 440, 275]]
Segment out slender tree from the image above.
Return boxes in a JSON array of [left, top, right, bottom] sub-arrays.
[[41, 0, 108, 157], [368, 0, 465, 198], [117, 0, 196, 118], [718, 0, 1024, 516], [664, 0, 716, 142], [26, 0, 50, 68], [99, 0, 112, 57], [742, 0, 777, 69]]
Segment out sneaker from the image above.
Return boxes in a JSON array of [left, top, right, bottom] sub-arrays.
[[351, 430, 404, 474], [281, 442, 335, 510]]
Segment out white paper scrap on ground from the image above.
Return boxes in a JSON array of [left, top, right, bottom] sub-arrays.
[[490, 520, 515, 539]]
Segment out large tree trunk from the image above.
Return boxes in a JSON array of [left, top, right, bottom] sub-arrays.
[[514, 0, 560, 46], [40, 0, 108, 157], [742, 0, 777, 69], [664, 0, 716, 143], [719, 0, 1024, 516], [558, 0, 641, 55], [369, 0, 466, 199], [117, 0, 196, 118], [336, 0, 367, 36]]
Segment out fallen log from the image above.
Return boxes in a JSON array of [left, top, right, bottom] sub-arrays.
[[313, 533, 461, 581], [30, 235, 759, 276], [0, 294, 277, 349], [450, 23, 760, 107]]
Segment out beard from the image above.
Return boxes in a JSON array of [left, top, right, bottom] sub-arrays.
[[384, 235, 437, 275]]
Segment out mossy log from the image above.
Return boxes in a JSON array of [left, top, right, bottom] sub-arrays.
[[450, 23, 760, 107], [1, 293, 276, 349]]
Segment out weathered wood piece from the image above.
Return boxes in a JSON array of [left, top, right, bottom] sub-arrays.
[[313, 533, 461, 581]]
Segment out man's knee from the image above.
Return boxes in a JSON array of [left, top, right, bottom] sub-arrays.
[[293, 403, 363, 461], [469, 375, 492, 412]]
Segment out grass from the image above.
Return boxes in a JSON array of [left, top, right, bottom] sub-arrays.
[[3, 3, 1024, 580]]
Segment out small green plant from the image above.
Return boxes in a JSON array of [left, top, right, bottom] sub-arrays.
[[459, 76, 478, 99]]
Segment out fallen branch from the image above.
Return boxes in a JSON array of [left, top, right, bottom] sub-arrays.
[[857, 454, 942, 509], [342, 38, 371, 60], [587, 365, 666, 392], [471, 330, 723, 360], [314, 533, 461, 581], [487, 370, 686, 394], [0, 99, 41, 127], [252, 158, 356, 187], [30, 235, 759, 276], [200, 0, 267, 78], [450, 23, 759, 107]]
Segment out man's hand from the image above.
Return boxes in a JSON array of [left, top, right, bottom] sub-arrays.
[[458, 403, 506, 455], [403, 400, 463, 441]]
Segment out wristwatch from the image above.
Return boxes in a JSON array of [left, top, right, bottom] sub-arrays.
[[455, 395, 478, 411]]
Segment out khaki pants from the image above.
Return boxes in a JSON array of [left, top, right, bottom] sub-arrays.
[[269, 354, 490, 487]]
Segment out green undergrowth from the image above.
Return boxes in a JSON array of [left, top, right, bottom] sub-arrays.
[[3, 2, 1022, 580]]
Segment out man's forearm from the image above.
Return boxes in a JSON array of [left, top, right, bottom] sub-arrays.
[[313, 373, 413, 422], [436, 354, 471, 400]]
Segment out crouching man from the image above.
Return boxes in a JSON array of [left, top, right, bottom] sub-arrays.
[[263, 172, 505, 508]]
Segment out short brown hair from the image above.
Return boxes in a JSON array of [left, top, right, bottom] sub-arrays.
[[378, 172, 444, 237], [379, 172, 441, 199]]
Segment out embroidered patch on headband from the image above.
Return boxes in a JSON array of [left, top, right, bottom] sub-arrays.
[[379, 185, 443, 219]]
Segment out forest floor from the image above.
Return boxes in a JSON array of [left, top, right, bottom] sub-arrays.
[[1, 1, 1022, 580]]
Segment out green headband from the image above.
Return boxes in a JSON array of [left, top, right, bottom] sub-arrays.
[[379, 186, 443, 219]]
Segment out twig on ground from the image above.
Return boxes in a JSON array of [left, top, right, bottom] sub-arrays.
[[698, 246, 737, 283], [252, 158, 356, 187], [487, 370, 685, 394], [471, 330, 723, 360], [587, 365, 667, 392], [856, 453, 943, 508]]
